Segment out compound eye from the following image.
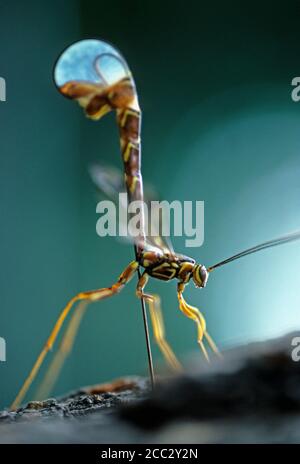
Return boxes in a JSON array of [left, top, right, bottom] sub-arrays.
[[193, 265, 205, 287], [199, 265, 208, 287]]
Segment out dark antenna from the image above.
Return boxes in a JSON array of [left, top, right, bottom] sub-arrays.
[[208, 230, 300, 272]]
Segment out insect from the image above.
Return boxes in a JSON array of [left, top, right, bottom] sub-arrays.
[[11, 39, 300, 410]]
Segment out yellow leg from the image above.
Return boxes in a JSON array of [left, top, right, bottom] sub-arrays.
[[35, 301, 88, 401], [136, 273, 182, 372], [11, 261, 138, 410], [177, 283, 221, 362]]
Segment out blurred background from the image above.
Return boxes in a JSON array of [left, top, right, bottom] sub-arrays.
[[0, 0, 300, 409]]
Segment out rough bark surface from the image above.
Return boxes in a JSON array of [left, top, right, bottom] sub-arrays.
[[1, 332, 300, 443]]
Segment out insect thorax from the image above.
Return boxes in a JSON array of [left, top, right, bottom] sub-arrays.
[[139, 250, 195, 282]]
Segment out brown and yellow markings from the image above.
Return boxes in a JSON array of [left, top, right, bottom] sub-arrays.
[[59, 81, 102, 99], [178, 262, 195, 283], [178, 262, 194, 273], [86, 99, 110, 119], [60, 78, 137, 122], [120, 108, 140, 128], [151, 262, 177, 280], [109, 79, 136, 109], [193, 264, 201, 280], [140, 251, 160, 267], [152, 262, 169, 271], [124, 173, 138, 193], [143, 251, 158, 259], [123, 141, 139, 162], [152, 270, 177, 280]]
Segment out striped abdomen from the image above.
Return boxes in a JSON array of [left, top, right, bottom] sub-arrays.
[[59, 76, 146, 254]]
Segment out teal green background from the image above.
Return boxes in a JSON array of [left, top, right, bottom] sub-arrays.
[[0, 0, 300, 409]]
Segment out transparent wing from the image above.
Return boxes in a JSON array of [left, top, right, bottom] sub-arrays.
[[90, 163, 174, 255], [90, 163, 125, 199], [145, 200, 175, 255]]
